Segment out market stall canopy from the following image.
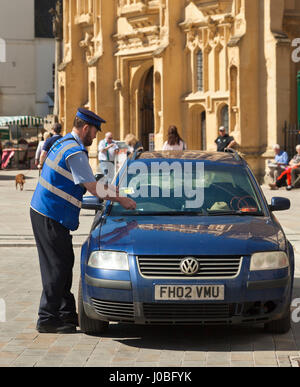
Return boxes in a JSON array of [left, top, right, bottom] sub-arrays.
[[0, 116, 44, 127]]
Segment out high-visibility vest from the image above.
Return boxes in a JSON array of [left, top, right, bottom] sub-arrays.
[[31, 133, 87, 231]]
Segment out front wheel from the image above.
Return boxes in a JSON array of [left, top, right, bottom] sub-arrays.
[[78, 279, 109, 335], [264, 307, 291, 334]]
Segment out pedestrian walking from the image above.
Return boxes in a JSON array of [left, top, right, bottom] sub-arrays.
[[162, 126, 186, 151], [39, 123, 63, 167], [124, 133, 143, 155], [35, 132, 51, 173], [98, 132, 119, 183], [30, 108, 136, 334]]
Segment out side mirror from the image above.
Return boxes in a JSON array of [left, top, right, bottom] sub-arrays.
[[269, 197, 290, 212], [82, 196, 104, 211]]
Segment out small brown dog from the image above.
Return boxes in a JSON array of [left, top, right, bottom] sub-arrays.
[[15, 174, 26, 191]]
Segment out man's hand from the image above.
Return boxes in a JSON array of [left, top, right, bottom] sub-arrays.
[[84, 182, 136, 210], [117, 196, 136, 210], [227, 140, 237, 149]]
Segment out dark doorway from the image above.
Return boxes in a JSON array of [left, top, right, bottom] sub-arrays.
[[140, 67, 154, 151], [201, 111, 206, 150]]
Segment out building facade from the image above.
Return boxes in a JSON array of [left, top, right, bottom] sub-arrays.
[[0, 0, 56, 118], [59, 0, 300, 179]]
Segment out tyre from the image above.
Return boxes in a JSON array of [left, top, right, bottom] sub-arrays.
[[264, 307, 291, 334], [78, 279, 109, 335]]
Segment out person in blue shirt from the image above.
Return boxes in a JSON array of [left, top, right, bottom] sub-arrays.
[[267, 144, 289, 182], [30, 108, 136, 334]]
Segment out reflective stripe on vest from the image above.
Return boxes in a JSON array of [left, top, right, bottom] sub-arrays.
[[38, 176, 82, 209], [44, 141, 80, 182], [45, 158, 74, 181]]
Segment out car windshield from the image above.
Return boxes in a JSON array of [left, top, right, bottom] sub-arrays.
[[110, 160, 264, 216]]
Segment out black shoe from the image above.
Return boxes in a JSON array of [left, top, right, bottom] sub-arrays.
[[36, 322, 77, 334]]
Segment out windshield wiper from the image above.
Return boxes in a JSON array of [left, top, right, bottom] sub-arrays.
[[114, 210, 205, 216], [153, 211, 205, 216], [206, 210, 264, 216]]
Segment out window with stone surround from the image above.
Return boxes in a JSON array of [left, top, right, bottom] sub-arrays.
[[196, 50, 203, 92], [220, 104, 229, 133]]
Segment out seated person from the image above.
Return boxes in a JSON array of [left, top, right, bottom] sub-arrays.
[[267, 144, 288, 182], [291, 162, 300, 188], [269, 144, 300, 190]]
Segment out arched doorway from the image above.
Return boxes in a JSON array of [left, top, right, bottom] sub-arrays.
[[189, 105, 206, 150], [140, 66, 154, 151], [201, 110, 206, 150]]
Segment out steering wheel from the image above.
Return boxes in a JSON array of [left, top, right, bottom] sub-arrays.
[[230, 195, 258, 211]]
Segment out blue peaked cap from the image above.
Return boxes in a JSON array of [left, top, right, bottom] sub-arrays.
[[76, 108, 106, 131]]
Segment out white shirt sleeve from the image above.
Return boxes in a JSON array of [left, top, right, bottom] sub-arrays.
[[35, 141, 44, 160]]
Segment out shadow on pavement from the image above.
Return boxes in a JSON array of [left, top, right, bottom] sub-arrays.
[[87, 323, 284, 351], [0, 174, 35, 181]]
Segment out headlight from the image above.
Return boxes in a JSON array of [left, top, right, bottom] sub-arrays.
[[250, 251, 289, 271], [88, 251, 129, 271]]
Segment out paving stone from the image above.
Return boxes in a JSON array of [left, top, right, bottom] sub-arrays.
[[12, 357, 39, 367], [184, 352, 206, 361], [85, 361, 112, 367], [182, 361, 206, 367], [254, 358, 279, 366], [135, 362, 159, 367], [230, 361, 254, 367], [254, 351, 277, 359], [230, 352, 253, 361]]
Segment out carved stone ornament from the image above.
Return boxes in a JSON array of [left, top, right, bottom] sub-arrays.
[[49, 0, 63, 41], [119, 0, 160, 27], [192, 0, 232, 16], [79, 32, 95, 64]]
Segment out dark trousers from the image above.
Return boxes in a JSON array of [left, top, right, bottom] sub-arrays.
[[30, 208, 77, 325]]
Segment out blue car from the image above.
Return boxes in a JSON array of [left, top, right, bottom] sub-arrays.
[[78, 150, 294, 335]]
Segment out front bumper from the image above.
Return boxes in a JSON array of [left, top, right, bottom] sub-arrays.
[[83, 298, 289, 326], [82, 254, 292, 326]]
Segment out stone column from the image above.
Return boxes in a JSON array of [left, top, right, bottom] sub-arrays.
[[49, 1, 63, 119]]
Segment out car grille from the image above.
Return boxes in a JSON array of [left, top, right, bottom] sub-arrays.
[[137, 256, 242, 278], [143, 303, 235, 322], [91, 299, 134, 322]]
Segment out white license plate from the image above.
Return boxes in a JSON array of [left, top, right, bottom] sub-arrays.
[[155, 285, 225, 301]]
